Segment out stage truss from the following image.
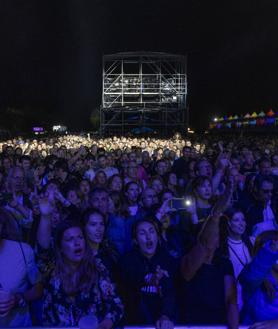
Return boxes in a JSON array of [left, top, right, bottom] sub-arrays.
[[100, 52, 187, 135]]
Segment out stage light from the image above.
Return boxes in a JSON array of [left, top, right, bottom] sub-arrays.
[[53, 125, 67, 132], [214, 117, 218, 122]]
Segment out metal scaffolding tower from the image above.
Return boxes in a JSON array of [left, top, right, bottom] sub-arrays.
[[100, 52, 187, 135]]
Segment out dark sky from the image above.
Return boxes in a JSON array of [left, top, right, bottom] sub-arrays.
[[1, 0, 278, 130]]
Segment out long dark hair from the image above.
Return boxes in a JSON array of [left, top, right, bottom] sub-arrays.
[[219, 207, 253, 258], [132, 217, 161, 251], [54, 219, 97, 295], [82, 208, 119, 264]]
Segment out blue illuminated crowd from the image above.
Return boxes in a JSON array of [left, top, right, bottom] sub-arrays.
[[0, 134, 277, 329]]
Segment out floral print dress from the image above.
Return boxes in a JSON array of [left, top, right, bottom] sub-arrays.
[[42, 257, 124, 326]]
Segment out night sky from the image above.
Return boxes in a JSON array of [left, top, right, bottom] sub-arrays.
[[1, 0, 278, 131]]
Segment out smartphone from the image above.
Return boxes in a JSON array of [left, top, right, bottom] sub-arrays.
[[169, 198, 191, 210]]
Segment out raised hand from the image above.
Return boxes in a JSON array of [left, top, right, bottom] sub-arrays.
[[39, 192, 55, 217], [185, 196, 197, 215], [212, 175, 234, 216], [156, 265, 169, 281], [8, 192, 19, 209], [156, 199, 172, 219], [54, 191, 70, 207]]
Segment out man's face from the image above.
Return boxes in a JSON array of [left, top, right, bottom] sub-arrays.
[[106, 155, 114, 167], [75, 159, 83, 172], [258, 181, 273, 203], [259, 161, 271, 176], [196, 160, 213, 178], [129, 152, 137, 162], [230, 158, 241, 172], [136, 222, 158, 259], [80, 180, 90, 195], [156, 161, 167, 176], [126, 183, 140, 203], [142, 188, 158, 208], [3, 158, 11, 170], [11, 168, 25, 192], [183, 147, 191, 158], [98, 156, 107, 169], [90, 192, 108, 215], [22, 159, 31, 171], [6, 146, 13, 155], [142, 151, 150, 164], [127, 161, 138, 179]]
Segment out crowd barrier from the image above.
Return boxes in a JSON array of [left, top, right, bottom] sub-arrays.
[[1, 325, 249, 329]]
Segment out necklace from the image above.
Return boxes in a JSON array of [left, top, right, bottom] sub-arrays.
[[228, 238, 249, 267]]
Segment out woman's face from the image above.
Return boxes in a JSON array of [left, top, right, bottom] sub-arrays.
[[95, 172, 107, 185], [110, 176, 122, 192], [67, 190, 80, 205], [228, 212, 246, 236], [36, 165, 46, 177], [126, 183, 140, 203], [85, 213, 105, 245], [188, 161, 197, 179], [61, 227, 85, 264], [136, 221, 158, 258], [195, 179, 212, 200], [80, 180, 90, 195], [46, 182, 59, 195], [127, 162, 138, 179], [168, 173, 177, 186], [152, 179, 164, 194]]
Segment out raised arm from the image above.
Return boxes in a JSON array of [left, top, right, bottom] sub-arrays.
[[181, 176, 234, 281], [181, 213, 221, 281], [224, 275, 239, 329], [36, 193, 54, 249]]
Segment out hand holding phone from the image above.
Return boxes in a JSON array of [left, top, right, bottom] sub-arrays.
[[169, 197, 193, 211]]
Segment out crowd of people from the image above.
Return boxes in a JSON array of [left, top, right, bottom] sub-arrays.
[[0, 133, 277, 329]]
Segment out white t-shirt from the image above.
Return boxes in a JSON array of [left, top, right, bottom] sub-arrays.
[[102, 166, 119, 178], [251, 201, 277, 239], [83, 168, 95, 182], [228, 237, 252, 311], [263, 201, 275, 223], [0, 239, 40, 327]]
